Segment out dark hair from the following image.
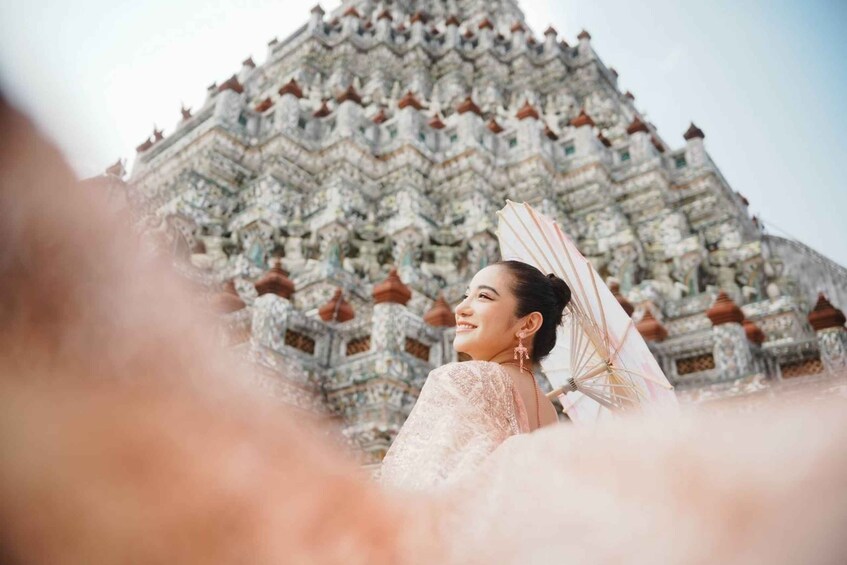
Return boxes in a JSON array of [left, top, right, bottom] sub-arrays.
[[495, 260, 572, 361]]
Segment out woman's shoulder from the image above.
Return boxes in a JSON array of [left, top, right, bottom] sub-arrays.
[[430, 360, 508, 378], [428, 361, 512, 393]]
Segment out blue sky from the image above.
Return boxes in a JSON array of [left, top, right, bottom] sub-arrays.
[[1, 0, 845, 266]]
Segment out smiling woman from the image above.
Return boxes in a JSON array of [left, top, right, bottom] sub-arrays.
[[377, 261, 571, 491]]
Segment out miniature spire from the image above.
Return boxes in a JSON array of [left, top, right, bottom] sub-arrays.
[[515, 100, 540, 120], [626, 116, 649, 135], [478, 18, 494, 30], [597, 132, 612, 147], [608, 281, 634, 317], [743, 319, 765, 345], [445, 15, 460, 27], [136, 137, 153, 153], [372, 107, 389, 124], [242, 56, 256, 68], [510, 21, 526, 33], [424, 294, 456, 327], [636, 310, 667, 342], [544, 124, 558, 140], [376, 9, 392, 21], [544, 25, 557, 36], [456, 96, 482, 116], [313, 100, 332, 117], [808, 293, 846, 331], [410, 11, 429, 24], [342, 6, 360, 18], [577, 29, 591, 40], [180, 105, 192, 120], [105, 159, 126, 178], [336, 84, 363, 105], [487, 118, 504, 134], [428, 114, 446, 129], [255, 259, 295, 299], [683, 122, 705, 140], [255, 97, 274, 112], [397, 90, 425, 110], [625, 91, 635, 101], [373, 267, 412, 305], [217, 75, 244, 94], [278, 78, 304, 98], [706, 291, 744, 326], [570, 108, 594, 128], [319, 288, 355, 322]]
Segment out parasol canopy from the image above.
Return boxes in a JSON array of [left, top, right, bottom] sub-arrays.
[[496, 200, 676, 424]]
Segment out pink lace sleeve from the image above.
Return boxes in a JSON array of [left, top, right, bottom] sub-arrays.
[[377, 361, 530, 491]]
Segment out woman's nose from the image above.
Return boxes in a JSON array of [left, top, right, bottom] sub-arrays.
[[455, 297, 472, 317]]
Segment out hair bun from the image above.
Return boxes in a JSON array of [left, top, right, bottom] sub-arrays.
[[546, 273, 572, 319]]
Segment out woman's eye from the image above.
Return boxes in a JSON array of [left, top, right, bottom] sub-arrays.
[[479, 294, 491, 300]]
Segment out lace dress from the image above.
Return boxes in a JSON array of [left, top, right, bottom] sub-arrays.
[[378, 360, 531, 491]]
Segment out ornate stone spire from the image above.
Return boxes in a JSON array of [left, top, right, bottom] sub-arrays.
[[373, 267, 412, 305], [319, 288, 355, 322], [636, 310, 667, 342], [808, 293, 846, 331], [255, 259, 295, 299], [424, 294, 455, 327], [577, 29, 591, 40], [706, 291, 744, 326]]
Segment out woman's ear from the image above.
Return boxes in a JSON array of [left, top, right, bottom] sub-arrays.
[[520, 312, 544, 338]]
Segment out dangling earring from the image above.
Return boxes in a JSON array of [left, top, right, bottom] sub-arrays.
[[514, 331, 529, 373]]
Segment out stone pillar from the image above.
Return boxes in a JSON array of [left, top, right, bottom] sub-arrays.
[[683, 123, 707, 167], [371, 268, 412, 354], [808, 293, 847, 375], [706, 291, 753, 379], [569, 109, 602, 157], [275, 79, 304, 131], [308, 4, 324, 33]]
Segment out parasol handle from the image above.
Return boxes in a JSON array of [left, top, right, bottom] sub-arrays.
[[546, 377, 578, 400]]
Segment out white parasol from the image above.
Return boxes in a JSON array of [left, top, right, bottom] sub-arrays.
[[496, 200, 676, 424]]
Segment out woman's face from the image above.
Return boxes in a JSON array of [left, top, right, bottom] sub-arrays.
[[453, 265, 523, 361]]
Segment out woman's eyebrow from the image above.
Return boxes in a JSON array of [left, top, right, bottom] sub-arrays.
[[473, 285, 500, 296]]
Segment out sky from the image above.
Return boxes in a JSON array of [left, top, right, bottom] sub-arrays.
[[1, 0, 845, 266]]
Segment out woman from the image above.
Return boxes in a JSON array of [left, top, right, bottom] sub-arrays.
[[378, 260, 571, 491]]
